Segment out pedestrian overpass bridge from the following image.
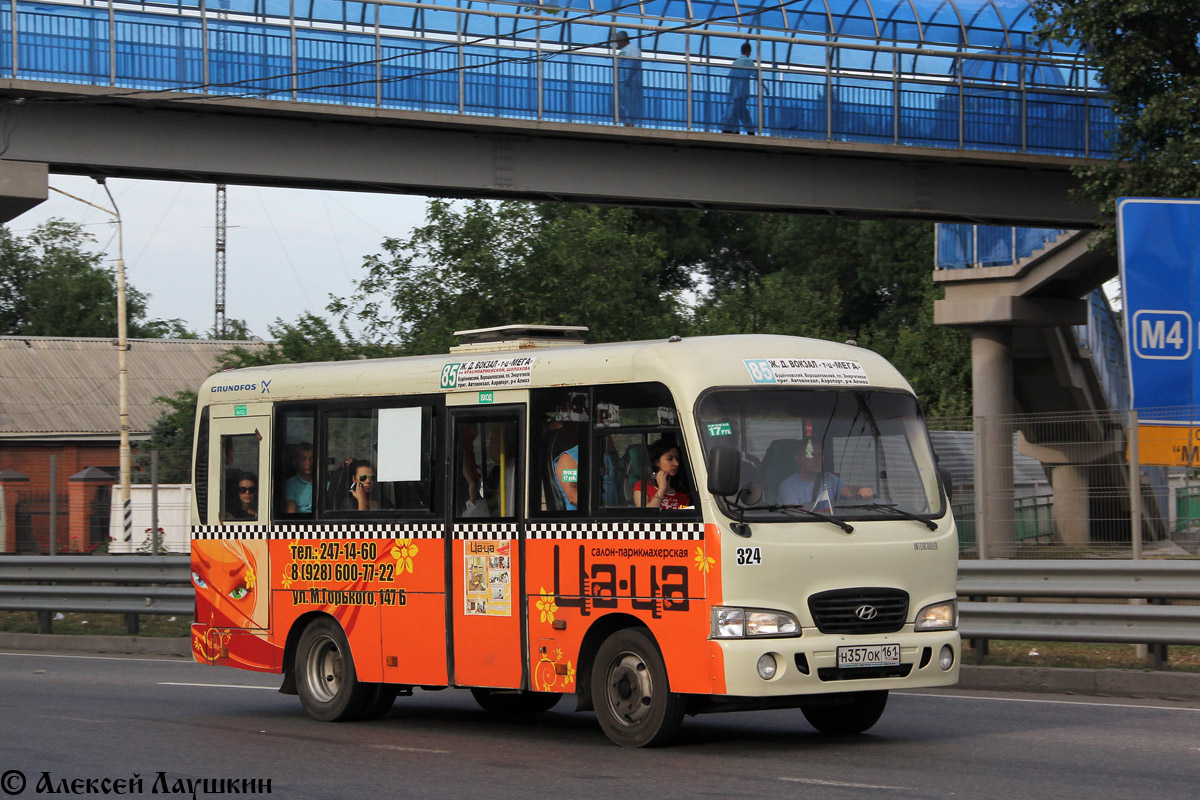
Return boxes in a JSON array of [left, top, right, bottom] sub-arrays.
[[0, 0, 1111, 224], [0, 1, 1150, 555]]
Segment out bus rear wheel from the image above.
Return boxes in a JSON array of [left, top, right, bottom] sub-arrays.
[[591, 628, 685, 747], [470, 688, 561, 714], [295, 618, 372, 722], [801, 690, 888, 735]]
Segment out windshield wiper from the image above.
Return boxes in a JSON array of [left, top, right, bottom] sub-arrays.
[[841, 502, 937, 531], [761, 504, 854, 534]]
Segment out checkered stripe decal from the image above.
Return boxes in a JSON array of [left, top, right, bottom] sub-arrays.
[[191, 522, 444, 540], [525, 522, 704, 540], [452, 524, 519, 540]]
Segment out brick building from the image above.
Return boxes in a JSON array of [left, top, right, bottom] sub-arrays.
[[0, 336, 261, 553]]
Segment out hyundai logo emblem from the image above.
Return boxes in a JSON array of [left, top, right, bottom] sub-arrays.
[[855, 605, 879, 621]]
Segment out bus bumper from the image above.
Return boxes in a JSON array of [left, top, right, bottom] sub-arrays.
[[710, 630, 960, 698]]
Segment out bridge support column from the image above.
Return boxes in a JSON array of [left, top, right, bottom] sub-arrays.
[[1048, 464, 1089, 546], [972, 327, 1016, 558]]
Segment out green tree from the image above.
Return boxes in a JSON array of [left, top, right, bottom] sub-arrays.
[[217, 312, 398, 370], [328, 200, 970, 414], [0, 219, 191, 337], [134, 390, 198, 484], [1034, 1, 1200, 238], [335, 200, 688, 354]]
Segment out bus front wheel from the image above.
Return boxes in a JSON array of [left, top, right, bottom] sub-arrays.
[[295, 618, 372, 722], [801, 690, 888, 735], [591, 628, 685, 747]]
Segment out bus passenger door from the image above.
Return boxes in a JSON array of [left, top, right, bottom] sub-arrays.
[[448, 407, 525, 689], [194, 407, 276, 670]]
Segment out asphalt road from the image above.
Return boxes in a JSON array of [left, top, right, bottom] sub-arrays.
[[1, 651, 1197, 800]]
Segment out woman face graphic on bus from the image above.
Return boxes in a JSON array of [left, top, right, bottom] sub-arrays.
[[192, 540, 268, 630]]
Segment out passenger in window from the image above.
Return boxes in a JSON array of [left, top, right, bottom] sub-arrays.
[[778, 436, 874, 510], [551, 425, 581, 511], [340, 459, 379, 511], [229, 472, 258, 520], [634, 438, 691, 510], [284, 442, 314, 513]]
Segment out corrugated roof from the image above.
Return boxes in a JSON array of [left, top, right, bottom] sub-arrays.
[[0, 336, 266, 438]]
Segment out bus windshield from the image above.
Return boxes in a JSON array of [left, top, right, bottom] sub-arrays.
[[698, 389, 944, 522]]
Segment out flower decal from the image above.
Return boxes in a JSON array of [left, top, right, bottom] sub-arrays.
[[391, 539, 419, 574], [694, 546, 715, 574], [563, 660, 576, 686], [280, 572, 293, 589], [536, 587, 558, 624], [243, 566, 256, 591]]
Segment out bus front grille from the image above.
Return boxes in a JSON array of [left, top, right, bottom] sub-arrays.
[[808, 588, 909, 634]]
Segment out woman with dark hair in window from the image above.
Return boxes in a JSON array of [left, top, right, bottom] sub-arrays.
[[633, 438, 691, 510], [341, 459, 379, 511], [229, 472, 258, 520]]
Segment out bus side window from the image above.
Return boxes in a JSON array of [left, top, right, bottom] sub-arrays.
[[454, 420, 518, 519], [276, 410, 315, 518], [220, 434, 259, 523], [531, 389, 588, 514], [593, 382, 690, 512]]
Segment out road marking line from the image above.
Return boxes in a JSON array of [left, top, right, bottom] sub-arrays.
[[159, 681, 276, 690], [895, 692, 1200, 712], [781, 778, 909, 790], [0, 652, 186, 664], [369, 745, 451, 754]]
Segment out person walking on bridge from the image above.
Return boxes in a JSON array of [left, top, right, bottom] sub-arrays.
[[722, 42, 756, 134], [613, 30, 643, 126]]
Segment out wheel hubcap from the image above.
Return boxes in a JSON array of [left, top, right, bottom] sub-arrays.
[[606, 653, 653, 726], [305, 635, 343, 704]]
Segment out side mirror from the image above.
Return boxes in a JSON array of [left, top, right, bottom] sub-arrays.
[[707, 445, 741, 497]]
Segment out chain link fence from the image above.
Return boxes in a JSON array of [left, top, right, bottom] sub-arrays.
[[930, 411, 1200, 560]]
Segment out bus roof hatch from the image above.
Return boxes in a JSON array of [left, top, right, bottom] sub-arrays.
[[450, 324, 589, 353]]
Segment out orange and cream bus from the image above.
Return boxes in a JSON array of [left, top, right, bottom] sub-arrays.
[[191, 326, 959, 747]]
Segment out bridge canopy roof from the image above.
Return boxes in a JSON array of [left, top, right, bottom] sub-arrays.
[[465, 0, 1065, 51]]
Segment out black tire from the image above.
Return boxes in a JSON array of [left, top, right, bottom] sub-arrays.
[[801, 690, 888, 735], [470, 688, 562, 714], [591, 628, 685, 747], [359, 684, 399, 721], [294, 617, 372, 722]]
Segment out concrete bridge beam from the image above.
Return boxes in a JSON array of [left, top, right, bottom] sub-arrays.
[[0, 160, 47, 222]]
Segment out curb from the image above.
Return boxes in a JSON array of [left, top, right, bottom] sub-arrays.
[[2, 635, 1198, 700], [0, 632, 190, 658], [957, 664, 1200, 701]]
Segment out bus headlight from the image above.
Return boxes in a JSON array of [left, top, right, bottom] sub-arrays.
[[914, 600, 958, 631], [710, 607, 800, 638]]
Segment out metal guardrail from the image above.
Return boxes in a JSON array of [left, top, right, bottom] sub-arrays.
[[1, 557, 1197, 648], [0, 557, 192, 629], [958, 560, 1200, 646]]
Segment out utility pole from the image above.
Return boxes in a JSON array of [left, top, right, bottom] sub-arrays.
[[215, 183, 227, 338]]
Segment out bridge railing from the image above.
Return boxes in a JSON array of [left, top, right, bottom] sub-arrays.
[[0, 0, 1115, 156]]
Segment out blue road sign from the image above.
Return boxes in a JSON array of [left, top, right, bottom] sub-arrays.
[[1118, 198, 1200, 417]]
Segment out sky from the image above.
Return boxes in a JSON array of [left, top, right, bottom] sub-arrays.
[[9, 175, 431, 339]]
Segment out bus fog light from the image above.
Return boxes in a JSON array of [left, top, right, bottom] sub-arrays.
[[756, 653, 778, 680], [939, 645, 955, 671]]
